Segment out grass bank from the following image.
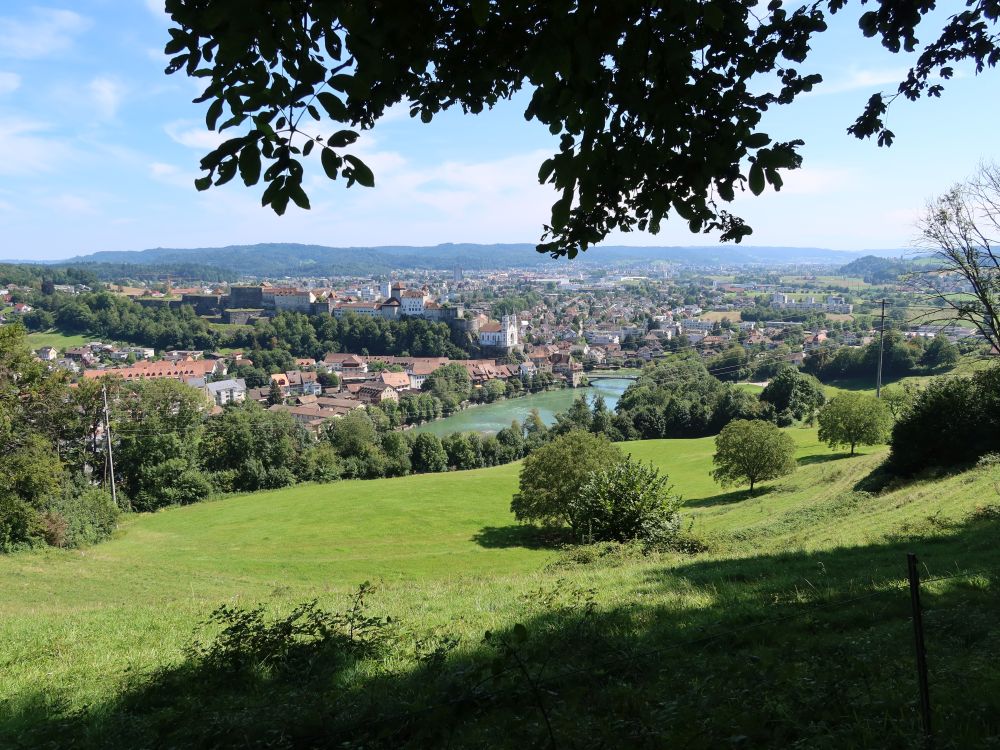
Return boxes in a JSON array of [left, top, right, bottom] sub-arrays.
[[2, 429, 999, 747]]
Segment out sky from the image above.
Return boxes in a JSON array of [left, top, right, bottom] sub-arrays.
[[0, 2, 997, 261]]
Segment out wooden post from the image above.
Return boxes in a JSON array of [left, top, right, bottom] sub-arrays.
[[907, 553, 933, 746]]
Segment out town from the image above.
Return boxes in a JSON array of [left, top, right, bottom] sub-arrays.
[[3, 252, 986, 438]]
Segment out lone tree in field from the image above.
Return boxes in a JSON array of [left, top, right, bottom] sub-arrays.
[[511, 430, 622, 535], [163, 1, 998, 257], [817, 392, 892, 456], [914, 161, 1000, 354], [712, 419, 796, 494]]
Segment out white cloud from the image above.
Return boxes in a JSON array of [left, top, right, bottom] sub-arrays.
[[812, 67, 909, 96], [0, 118, 73, 176], [89, 77, 125, 120], [47, 192, 97, 214], [776, 165, 854, 196], [164, 119, 226, 149], [0, 8, 91, 60], [0, 71, 20, 95], [148, 160, 195, 188], [145, 0, 165, 15]]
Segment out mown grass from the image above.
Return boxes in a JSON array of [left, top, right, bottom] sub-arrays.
[[3, 429, 1000, 747], [24, 329, 90, 350]]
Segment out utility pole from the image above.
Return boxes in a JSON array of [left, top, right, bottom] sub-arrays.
[[102, 385, 119, 509], [876, 299, 886, 398]]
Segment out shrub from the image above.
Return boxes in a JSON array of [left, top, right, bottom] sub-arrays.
[[45, 481, 119, 547], [0, 494, 41, 552], [571, 457, 682, 546], [187, 583, 391, 675], [887, 369, 1000, 475]]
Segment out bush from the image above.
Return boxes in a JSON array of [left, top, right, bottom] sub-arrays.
[[571, 457, 682, 546], [887, 368, 1000, 475], [187, 583, 391, 676], [0, 493, 41, 552], [45, 482, 119, 547]]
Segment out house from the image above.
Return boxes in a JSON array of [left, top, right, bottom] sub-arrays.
[[271, 370, 322, 398], [35, 346, 58, 362], [83, 358, 225, 383], [206, 378, 247, 406], [323, 353, 369, 374], [353, 383, 399, 405], [372, 370, 411, 390], [478, 315, 520, 350]]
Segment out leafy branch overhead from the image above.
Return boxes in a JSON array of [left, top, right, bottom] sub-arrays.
[[164, 0, 999, 258]]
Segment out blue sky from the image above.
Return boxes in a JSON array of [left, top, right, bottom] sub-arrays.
[[1, 2, 997, 261]]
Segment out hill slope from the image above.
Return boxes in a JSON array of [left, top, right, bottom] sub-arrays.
[[50, 243, 910, 276], [2, 429, 999, 747]]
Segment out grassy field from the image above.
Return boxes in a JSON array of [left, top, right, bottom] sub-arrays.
[[24, 329, 90, 351], [699, 310, 742, 322], [3, 429, 1000, 747]]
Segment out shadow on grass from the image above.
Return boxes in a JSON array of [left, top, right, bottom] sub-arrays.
[[471, 524, 570, 549], [682, 485, 777, 508], [6, 517, 1000, 749], [797, 452, 854, 466]]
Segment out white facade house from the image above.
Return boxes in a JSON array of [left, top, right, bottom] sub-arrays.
[[478, 315, 519, 350], [206, 378, 247, 406], [273, 290, 316, 313]]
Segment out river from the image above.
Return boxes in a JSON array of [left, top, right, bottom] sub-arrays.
[[411, 377, 635, 436]]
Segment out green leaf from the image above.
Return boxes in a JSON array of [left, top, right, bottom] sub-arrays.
[[316, 91, 347, 121], [551, 187, 573, 229], [194, 175, 212, 192], [321, 148, 341, 180], [748, 163, 765, 196], [328, 129, 359, 148], [471, 0, 488, 26], [261, 177, 283, 207], [538, 158, 556, 184], [205, 98, 224, 130], [344, 154, 375, 187], [238, 141, 261, 186], [744, 132, 771, 149], [288, 181, 311, 209]]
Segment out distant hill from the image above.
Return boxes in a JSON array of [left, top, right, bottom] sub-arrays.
[[838, 254, 920, 283], [54, 243, 909, 277]]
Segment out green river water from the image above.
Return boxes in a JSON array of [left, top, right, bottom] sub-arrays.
[[411, 378, 635, 436]]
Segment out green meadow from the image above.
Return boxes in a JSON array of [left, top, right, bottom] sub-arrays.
[[23, 329, 91, 351], [3, 429, 1000, 747]]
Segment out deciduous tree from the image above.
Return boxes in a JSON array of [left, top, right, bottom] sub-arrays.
[[164, 1, 998, 256], [817, 392, 892, 455], [712, 419, 796, 493], [511, 430, 623, 533]]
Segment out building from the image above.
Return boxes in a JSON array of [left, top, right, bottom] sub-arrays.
[[206, 378, 247, 406], [478, 314, 519, 350]]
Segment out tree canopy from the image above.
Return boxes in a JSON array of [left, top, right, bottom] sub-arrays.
[[712, 418, 797, 493], [164, 0, 999, 257], [817, 391, 892, 455]]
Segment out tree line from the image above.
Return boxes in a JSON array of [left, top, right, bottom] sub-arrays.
[[21, 290, 473, 361]]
